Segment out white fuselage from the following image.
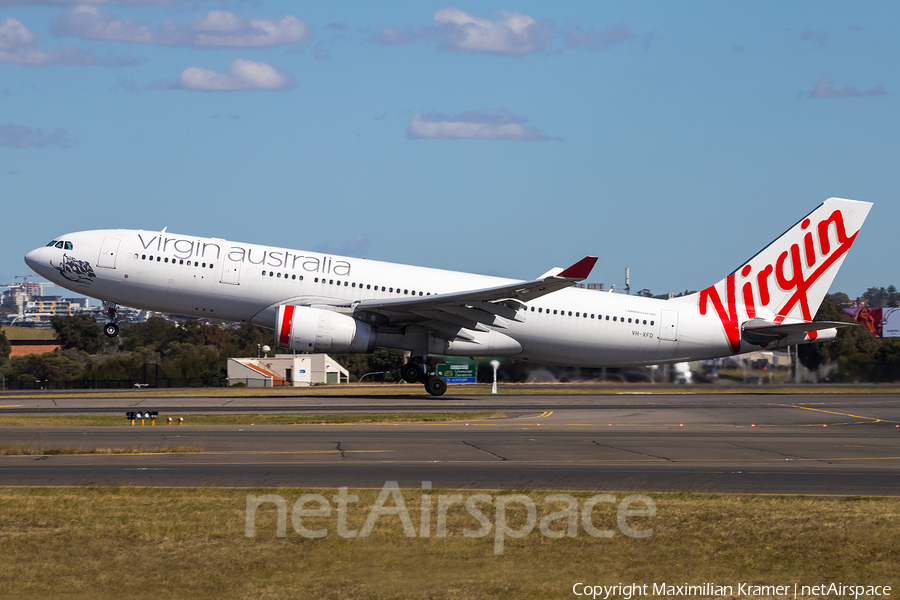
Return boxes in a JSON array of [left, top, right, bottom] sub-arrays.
[[26, 229, 742, 367]]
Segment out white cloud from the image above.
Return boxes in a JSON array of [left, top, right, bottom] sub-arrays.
[[51, 5, 151, 43], [189, 12, 308, 47], [51, 6, 308, 47], [0, 123, 70, 148], [407, 109, 555, 141], [809, 76, 886, 99], [0, 16, 106, 66], [434, 8, 553, 55], [178, 59, 291, 91]]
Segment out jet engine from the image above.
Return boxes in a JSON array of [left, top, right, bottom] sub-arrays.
[[275, 305, 376, 354]]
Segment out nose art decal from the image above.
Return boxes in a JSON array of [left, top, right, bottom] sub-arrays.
[[50, 253, 96, 285]]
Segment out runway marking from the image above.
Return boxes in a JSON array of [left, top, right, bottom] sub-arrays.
[[0, 405, 23, 408], [780, 404, 891, 423]]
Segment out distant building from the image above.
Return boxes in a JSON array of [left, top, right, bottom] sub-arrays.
[[1, 326, 60, 357], [227, 354, 350, 387]]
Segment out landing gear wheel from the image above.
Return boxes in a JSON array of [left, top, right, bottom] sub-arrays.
[[400, 363, 421, 384], [425, 376, 447, 397], [104, 322, 119, 338]]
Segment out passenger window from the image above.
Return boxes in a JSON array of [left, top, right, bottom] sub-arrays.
[[179, 259, 183, 264], [55, 241, 64, 248], [202, 263, 206, 268], [277, 273, 281, 278], [643, 320, 647, 325], [650, 320, 655, 325], [576, 312, 580, 317], [367, 285, 371, 289], [64, 242, 73, 250], [605, 315, 610, 320], [329, 279, 334, 284], [531, 307, 535, 312], [315, 278, 319, 283], [299, 276, 303, 280], [157, 257, 161, 262], [262, 271, 266, 275], [382, 286, 386, 291], [419, 292, 423, 296], [389, 287, 393, 292], [270, 272, 274, 277], [553, 310, 558, 315], [344, 281, 348, 286], [538, 308, 542, 313], [613, 316, 617, 321], [568, 311, 572, 316], [142, 254, 146, 260], [165, 258, 169, 263], [404, 289, 408, 294], [583, 313, 588, 318], [591, 314, 595, 319], [628, 318, 632, 323]]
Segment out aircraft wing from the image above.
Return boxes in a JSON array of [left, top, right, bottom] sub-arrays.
[[340, 256, 597, 337]]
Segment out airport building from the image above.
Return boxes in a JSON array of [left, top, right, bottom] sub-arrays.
[[227, 354, 350, 387]]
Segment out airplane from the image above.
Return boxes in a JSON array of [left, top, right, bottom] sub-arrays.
[[24, 197, 871, 396]]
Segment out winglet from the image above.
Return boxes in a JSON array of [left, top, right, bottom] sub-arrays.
[[556, 256, 598, 280]]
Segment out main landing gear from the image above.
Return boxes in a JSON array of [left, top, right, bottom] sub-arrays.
[[103, 301, 119, 338], [400, 360, 447, 397]]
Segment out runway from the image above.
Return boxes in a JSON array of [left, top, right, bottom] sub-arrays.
[[1, 392, 898, 495]]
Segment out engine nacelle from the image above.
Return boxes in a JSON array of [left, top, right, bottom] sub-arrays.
[[275, 305, 376, 354]]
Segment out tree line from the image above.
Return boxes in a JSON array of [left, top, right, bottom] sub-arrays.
[[1, 290, 898, 385], [798, 294, 900, 382], [0, 315, 405, 385]]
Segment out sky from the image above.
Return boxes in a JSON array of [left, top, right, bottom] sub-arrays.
[[1, 0, 897, 300]]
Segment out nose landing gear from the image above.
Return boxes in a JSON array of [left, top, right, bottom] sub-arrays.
[[400, 360, 447, 396], [103, 301, 119, 338]]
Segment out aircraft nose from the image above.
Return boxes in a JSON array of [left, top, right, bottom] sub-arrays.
[[24, 248, 40, 270], [24, 247, 49, 274]]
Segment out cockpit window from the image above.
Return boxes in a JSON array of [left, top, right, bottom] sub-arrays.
[[64, 242, 73, 250], [55, 241, 64, 249], [46, 241, 57, 247]]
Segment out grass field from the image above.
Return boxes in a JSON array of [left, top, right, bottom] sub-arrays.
[[0, 412, 501, 427], [0, 487, 897, 599]]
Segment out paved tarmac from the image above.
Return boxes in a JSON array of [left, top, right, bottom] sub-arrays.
[[1, 393, 898, 495]]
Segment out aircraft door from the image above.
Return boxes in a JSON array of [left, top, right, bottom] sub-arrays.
[[220, 254, 241, 285], [659, 309, 679, 341], [97, 237, 120, 269]]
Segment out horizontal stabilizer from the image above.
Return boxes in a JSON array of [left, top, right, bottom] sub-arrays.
[[741, 319, 853, 344]]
